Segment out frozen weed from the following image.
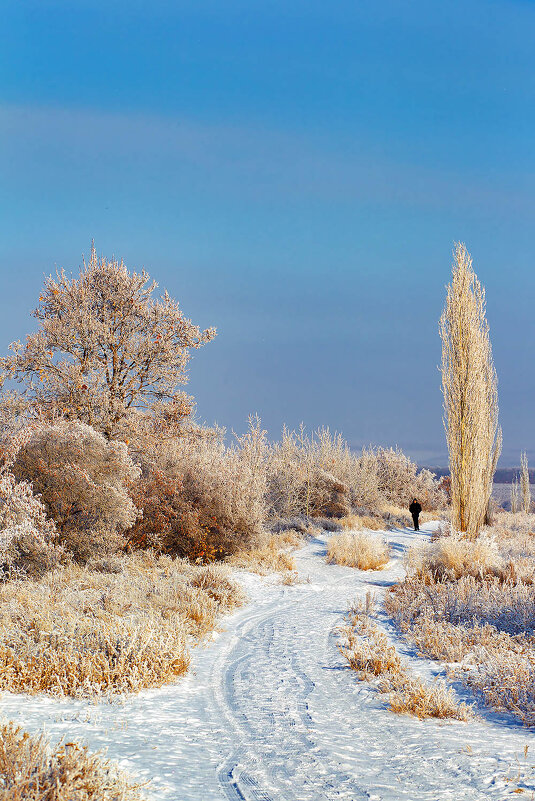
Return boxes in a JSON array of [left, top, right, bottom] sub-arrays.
[[327, 531, 390, 570], [339, 604, 471, 721], [0, 552, 244, 697], [0, 719, 144, 800]]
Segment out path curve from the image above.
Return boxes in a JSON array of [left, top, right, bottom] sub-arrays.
[[1, 525, 534, 799]]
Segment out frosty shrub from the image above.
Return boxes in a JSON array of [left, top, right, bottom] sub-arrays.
[[0, 468, 61, 579], [0, 244, 215, 440], [0, 552, 244, 697], [327, 531, 390, 570], [129, 423, 267, 560], [267, 427, 353, 518], [12, 420, 140, 561], [0, 720, 144, 801], [266, 428, 444, 519]]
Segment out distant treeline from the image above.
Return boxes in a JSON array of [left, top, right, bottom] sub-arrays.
[[422, 467, 535, 484]]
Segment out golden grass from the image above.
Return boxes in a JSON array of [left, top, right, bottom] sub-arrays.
[[227, 531, 301, 576], [327, 531, 390, 570], [0, 552, 244, 697], [0, 719, 144, 800], [338, 602, 471, 721], [338, 514, 385, 531], [387, 522, 535, 726], [405, 536, 504, 581]]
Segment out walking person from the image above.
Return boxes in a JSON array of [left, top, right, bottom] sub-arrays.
[[409, 498, 422, 531]]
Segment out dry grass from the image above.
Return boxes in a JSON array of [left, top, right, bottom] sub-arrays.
[[327, 531, 390, 570], [0, 719, 144, 800], [227, 530, 304, 586], [338, 514, 385, 531], [0, 552, 244, 697], [228, 531, 301, 576], [338, 601, 471, 721], [388, 519, 535, 725], [405, 535, 505, 581]]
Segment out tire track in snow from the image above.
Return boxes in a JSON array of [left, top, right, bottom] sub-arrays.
[[212, 589, 369, 801]]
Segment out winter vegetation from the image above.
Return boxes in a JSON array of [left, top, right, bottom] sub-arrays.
[[326, 530, 390, 570], [386, 512, 535, 726], [2, 243, 535, 796], [338, 598, 472, 721], [439, 243, 502, 538], [0, 248, 446, 700], [0, 719, 144, 800]]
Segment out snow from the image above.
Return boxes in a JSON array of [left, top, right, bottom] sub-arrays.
[[1, 524, 534, 799]]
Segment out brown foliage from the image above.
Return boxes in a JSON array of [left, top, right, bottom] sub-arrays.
[[11, 421, 139, 561], [127, 469, 232, 562]]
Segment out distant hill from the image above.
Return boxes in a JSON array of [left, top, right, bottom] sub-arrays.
[[421, 467, 535, 484]]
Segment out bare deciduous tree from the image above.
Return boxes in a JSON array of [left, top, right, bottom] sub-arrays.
[[1, 245, 216, 440], [440, 243, 502, 537]]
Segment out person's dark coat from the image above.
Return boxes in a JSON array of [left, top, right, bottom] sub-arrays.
[[409, 500, 422, 517], [409, 499, 422, 531]]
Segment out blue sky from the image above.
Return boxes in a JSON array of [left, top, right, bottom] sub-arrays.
[[1, 0, 534, 464]]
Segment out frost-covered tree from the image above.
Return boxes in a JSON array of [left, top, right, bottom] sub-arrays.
[[520, 452, 531, 514], [1, 246, 216, 440], [440, 243, 502, 537], [510, 479, 520, 514]]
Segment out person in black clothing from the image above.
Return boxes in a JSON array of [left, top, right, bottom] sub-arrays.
[[409, 498, 422, 531]]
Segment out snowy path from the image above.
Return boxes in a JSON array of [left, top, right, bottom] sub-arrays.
[[2, 525, 535, 799]]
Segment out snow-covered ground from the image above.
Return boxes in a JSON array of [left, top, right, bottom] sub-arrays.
[[2, 524, 534, 800]]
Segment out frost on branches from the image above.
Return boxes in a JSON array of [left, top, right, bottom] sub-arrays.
[[0, 245, 216, 440], [0, 468, 60, 579]]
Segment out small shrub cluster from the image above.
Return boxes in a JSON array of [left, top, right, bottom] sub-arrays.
[[327, 531, 390, 570], [129, 425, 268, 561], [0, 720, 143, 800], [338, 601, 471, 721], [0, 553, 244, 697], [227, 530, 302, 576]]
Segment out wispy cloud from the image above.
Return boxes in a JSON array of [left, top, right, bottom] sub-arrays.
[[1, 102, 532, 216]]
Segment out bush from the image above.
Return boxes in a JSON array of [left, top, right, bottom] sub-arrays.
[[0, 720, 144, 800], [129, 427, 267, 560], [0, 468, 61, 579], [127, 469, 233, 561], [327, 531, 390, 570], [11, 421, 140, 560], [266, 428, 445, 518]]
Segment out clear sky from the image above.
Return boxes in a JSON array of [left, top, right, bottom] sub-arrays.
[[1, 0, 534, 465]]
